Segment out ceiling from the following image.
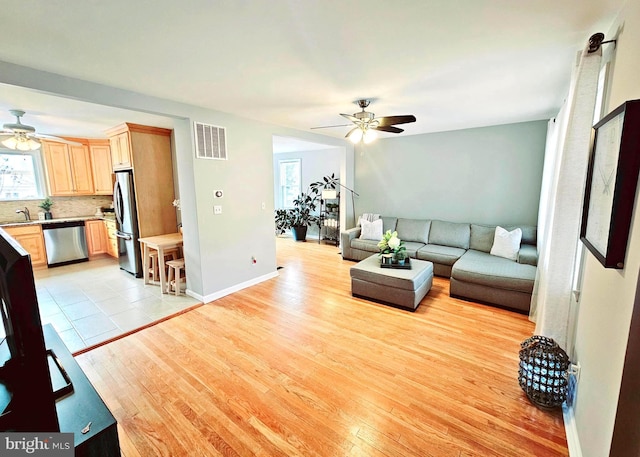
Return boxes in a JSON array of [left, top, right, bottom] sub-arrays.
[[0, 0, 624, 142]]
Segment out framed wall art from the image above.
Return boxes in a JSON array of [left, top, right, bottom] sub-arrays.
[[580, 99, 640, 269]]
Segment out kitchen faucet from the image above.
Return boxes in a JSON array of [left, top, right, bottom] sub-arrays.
[[15, 207, 30, 221]]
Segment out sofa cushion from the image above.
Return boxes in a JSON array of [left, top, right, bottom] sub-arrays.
[[470, 224, 495, 253], [350, 238, 380, 253], [490, 226, 522, 261], [506, 224, 537, 246], [381, 216, 398, 234], [452, 249, 536, 293], [518, 244, 538, 266], [429, 220, 470, 249], [359, 219, 383, 241], [402, 241, 426, 258], [395, 218, 431, 244], [416, 244, 466, 266]]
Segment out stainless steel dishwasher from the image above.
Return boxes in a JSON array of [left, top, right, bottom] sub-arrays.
[[42, 220, 89, 267]]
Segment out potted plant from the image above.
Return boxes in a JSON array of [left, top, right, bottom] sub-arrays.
[[395, 250, 408, 266], [275, 173, 340, 242], [275, 191, 320, 241], [38, 197, 54, 219], [377, 230, 406, 264]]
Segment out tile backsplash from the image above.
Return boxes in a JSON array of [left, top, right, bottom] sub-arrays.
[[0, 195, 114, 223]]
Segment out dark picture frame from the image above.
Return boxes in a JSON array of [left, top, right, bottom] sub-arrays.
[[580, 99, 640, 269]]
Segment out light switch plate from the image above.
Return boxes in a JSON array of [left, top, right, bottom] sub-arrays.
[[214, 205, 222, 214]]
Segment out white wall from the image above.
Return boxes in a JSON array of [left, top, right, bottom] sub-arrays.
[[273, 147, 342, 209], [353, 120, 547, 226], [572, 1, 640, 455], [0, 60, 354, 299]]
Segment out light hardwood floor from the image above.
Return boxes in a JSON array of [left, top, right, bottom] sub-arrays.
[[76, 237, 568, 456]]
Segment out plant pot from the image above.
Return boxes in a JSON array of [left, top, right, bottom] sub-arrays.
[[291, 226, 308, 242], [397, 258, 406, 266], [44, 212, 53, 220]]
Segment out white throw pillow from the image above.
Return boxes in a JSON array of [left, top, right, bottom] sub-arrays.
[[357, 213, 380, 227], [490, 226, 522, 261], [360, 218, 383, 241]]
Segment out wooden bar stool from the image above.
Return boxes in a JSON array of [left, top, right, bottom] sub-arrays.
[[147, 248, 180, 283], [166, 258, 186, 296]]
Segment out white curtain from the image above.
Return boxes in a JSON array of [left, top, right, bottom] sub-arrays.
[[529, 46, 602, 350]]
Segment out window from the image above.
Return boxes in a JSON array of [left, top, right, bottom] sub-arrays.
[[0, 150, 46, 200], [279, 159, 301, 208]]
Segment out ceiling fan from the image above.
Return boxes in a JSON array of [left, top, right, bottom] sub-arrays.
[[0, 109, 78, 151], [312, 99, 416, 144]]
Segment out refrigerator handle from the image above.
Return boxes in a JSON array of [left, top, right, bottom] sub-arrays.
[[114, 180, 124, 226]]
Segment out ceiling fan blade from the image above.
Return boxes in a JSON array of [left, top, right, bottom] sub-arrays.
[[345, 127, 359, 139], [340, 113, 359, 123], [376, 115, 416, 127], [310, 124, 352, 130], [372, 125, 404, 134]]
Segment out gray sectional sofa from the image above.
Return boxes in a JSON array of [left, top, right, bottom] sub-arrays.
[[341, 217, 537, 313]]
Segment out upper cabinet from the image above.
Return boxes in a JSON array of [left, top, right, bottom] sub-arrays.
[[42, 138, 114, 197], [105, 123, 176, 238], [109, 131, 132, 170], [42, 140, 95, 196], [89, 140, 114, 195]]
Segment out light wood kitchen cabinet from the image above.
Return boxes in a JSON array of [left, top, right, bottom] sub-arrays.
[[3, 224, 47, 267], [89, 140, 114, 195], [42, 140, 95, 196], [104, 219, 118, 258], [85, 220, 108, 256], [109, 131, 132, 170], [105, 123, 176, 238]]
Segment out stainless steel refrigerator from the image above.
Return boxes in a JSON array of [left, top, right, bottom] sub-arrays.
[[114, 170, 142, 277]]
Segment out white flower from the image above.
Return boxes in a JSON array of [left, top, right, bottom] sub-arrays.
[[172, 199, 181, 210], [388, 235, 401, 250]]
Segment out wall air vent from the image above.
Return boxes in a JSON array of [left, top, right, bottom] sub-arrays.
[[194, 122, 227, 160]]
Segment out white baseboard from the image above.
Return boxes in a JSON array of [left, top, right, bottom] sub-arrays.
[[186, 271, 279, 303], [563, 404, 583, 457]]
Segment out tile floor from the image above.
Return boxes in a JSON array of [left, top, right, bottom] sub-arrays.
[[33, 257, 201, 354]]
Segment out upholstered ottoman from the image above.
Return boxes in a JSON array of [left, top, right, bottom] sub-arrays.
[[350, 255, 434, 311]]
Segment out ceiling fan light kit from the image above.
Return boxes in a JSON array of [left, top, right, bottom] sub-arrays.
[[314, 99, 416, 144], [1, 134, 41, 151], [0, 109, 78, 151]]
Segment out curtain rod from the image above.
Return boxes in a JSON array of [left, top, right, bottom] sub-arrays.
[[588, 32, 617, 53]]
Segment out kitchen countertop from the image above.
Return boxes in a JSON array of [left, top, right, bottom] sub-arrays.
[[0, 214, 115, 227]]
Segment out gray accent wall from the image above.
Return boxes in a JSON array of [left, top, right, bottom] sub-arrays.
[[354, 120, 548, 226]]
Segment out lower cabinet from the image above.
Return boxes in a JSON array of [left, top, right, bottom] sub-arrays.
[[104, 219, 118, 258], [85, 220, 108, 256], [2, 225, 47, 267]]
